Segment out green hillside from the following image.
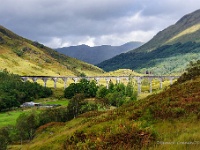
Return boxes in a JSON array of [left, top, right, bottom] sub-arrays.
[[98, 9, 200, 74], [98, 41, 200, 75], [8, 59, 200, 150], [0, 25, 104, 76]]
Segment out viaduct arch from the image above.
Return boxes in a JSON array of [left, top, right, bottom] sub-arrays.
[[21, 75, 180, 95]]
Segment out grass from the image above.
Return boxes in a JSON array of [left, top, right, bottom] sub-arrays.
[[0, 110, 23, 128], [0, 108, 39, 128], [165, 24, 200, 44], [11, 118, 87, 150], [35, 98, 69, 106], [150, 119, 200, 150]]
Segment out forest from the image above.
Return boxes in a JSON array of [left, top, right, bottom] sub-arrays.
[[98, 41, 200, 75]]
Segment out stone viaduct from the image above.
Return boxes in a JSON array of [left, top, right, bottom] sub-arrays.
[[21, 75, 180, 95]]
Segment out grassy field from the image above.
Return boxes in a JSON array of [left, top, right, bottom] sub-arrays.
[[0, 109, 39, 128], [0, 95, 69, 128], [0, 110, 23, 128], [35, 98, 69, 106]]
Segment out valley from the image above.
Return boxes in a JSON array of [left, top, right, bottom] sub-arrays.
[[0, 8, 200, 150]]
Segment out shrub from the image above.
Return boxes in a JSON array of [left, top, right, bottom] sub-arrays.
[[38, 107, 69, 125], [105, 92, 125, 107], [176, 60, 200, 84], [32, 41, 44, 48], [16, 112, 39, 142], [0, 135, 7, 150], [96, 86, 108, 98], [0, 127, 10, 150], [13, 49, 24, 57], [0, 36, 4, 44], [64, 79, 98, 99], [67, 94, 85, 119], [80, 102, 98, 114]]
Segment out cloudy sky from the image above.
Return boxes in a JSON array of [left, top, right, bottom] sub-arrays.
[[0, 0, 199, 48]]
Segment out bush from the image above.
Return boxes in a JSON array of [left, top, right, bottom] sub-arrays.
[[80, 102, 98, 114], [64, 79, 98, 99], [38, 107, 69, 125], [32, 41, 44, 48], [16, 112, 39, 142], [176, 60, 200, 84], [106, 92, 126, 107], [0, 135, 7, 150], [67, 94, 85, 119], [96, 86, 109, 98], [0, 127, 10, 150], [13, 49, 24, 57]]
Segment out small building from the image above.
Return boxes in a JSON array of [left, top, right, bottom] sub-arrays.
[[21, 101, 40, 107]]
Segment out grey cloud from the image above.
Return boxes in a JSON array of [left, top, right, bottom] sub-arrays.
[[0, 0, 199, 47]]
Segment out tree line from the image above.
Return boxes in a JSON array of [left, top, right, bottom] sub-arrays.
[[0, 70, 52, 111]]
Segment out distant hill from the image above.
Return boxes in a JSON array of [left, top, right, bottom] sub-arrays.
[[55, 42, 143, 65], [98, 9, 200, 75], [0, 25, 104, 76]]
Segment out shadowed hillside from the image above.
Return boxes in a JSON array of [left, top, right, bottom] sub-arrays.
[[56, 41, 143, 65]]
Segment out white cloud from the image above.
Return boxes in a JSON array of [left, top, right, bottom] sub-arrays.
[[45, 37, 71, 48]]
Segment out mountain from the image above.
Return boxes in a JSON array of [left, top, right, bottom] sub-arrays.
[[0, 25, 104, 76], [55, 41, 143, 65], [98, 9, 200, 75]]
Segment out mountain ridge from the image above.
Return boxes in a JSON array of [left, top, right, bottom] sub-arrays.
[[56, 41, 143, 64]]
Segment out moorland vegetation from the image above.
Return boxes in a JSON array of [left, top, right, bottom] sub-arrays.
[[0, 60, 200, 149]]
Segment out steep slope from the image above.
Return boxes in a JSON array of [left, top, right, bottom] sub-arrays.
[[15, 60, 200, 150], [0, 25, 104, 76], [133, 9, 200, 53], [98, 9, 200, 74], [55, 41, 143, 65]]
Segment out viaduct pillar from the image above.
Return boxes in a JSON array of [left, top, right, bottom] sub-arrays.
[[136, 77, 142, 94], [159, 78, 163, 89], [94, 77, 100, 85], [105, 78, 110, 89], [62, 77, 68, 89], [42, 77, 48, 87], [52, 77, 58, 88], [149, 78, 152, 93]]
